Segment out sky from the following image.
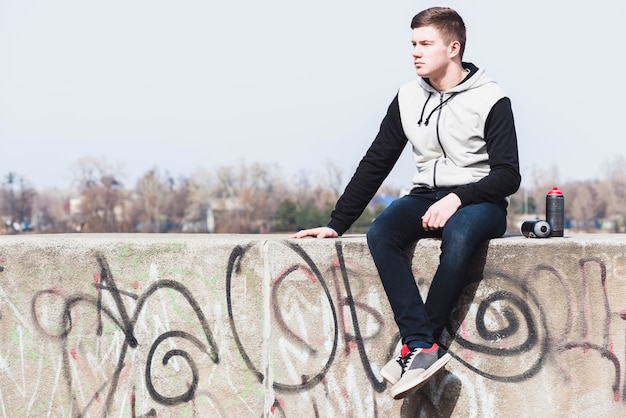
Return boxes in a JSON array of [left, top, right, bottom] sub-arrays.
[[1, 0, 625, 191]]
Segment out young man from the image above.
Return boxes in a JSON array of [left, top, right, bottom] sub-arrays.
[[291, 7, 520, 399]]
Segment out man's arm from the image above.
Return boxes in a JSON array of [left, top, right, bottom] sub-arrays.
[[453, 97, 521, 205]]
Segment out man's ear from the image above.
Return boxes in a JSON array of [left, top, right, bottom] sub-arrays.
[[449, 40, 461, 58]]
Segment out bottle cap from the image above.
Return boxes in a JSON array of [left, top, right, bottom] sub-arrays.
[[547, 186, 563, 196]]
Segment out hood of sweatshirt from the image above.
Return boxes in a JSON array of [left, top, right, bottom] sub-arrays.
[[419, 62, 494, 94]]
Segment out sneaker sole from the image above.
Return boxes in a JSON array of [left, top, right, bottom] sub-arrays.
[[391, 353, 452, 400]]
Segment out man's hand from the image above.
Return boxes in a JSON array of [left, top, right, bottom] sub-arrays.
[[290, 226, 339, 239], [421, 193, 461, 230]]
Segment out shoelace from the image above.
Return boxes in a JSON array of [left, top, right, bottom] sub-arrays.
[[397, 348, 419, 375]]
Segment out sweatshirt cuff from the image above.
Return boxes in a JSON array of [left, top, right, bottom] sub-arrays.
[[452, 187, 471, 206], [326, 221, 344, 236]]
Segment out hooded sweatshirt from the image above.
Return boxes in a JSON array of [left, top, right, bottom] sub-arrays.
[[327, 63, 521, 236]]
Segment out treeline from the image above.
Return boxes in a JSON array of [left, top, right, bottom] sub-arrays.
[[2, 156, 625, 235], [0, 158, 387, 235]]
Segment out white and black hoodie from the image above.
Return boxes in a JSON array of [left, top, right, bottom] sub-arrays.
[[327, 63, 521, 236]]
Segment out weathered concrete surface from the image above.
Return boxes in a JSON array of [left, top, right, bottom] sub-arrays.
[[0, 233, 625, 417]]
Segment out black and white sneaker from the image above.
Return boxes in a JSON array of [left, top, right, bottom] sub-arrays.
[[390, 343, 451, 400]]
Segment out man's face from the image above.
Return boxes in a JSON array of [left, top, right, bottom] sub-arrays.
[[411, 26, 454, 80]]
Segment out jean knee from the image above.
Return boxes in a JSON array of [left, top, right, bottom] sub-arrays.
[[442, 227, 472, 246], [366, 220, 381, 248], [441, 229, 478, 259]]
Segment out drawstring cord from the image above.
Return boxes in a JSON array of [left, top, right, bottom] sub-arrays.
[[418, 93, 458, 126], [417, 92, 432, 126]]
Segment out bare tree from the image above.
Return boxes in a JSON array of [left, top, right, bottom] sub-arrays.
[[127, 169, 190, 233], [564, 181, 603, 231], [600, 156, 626, 231], [133, 169, 168, 232], [182, 169, 216, 232], [0, 172, 37, 232], [31, 188, 73, 233], [294, 169, 313, 202], [324, 161, 344, 198], [209, 161, 287, 233], [70, 157, 128, 232], [529, 163, 561, 216], [166, 174, 191, 231]]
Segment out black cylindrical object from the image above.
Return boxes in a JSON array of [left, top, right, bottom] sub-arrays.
[[521, 220, 551, 238], [546, 186, 564, 237]]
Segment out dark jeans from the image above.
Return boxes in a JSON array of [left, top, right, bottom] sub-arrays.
[[366, 188, 506, 346]]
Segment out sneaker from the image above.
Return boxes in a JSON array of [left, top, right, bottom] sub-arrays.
[[379, 344, 410, 385], [390, 343, 451, 400]]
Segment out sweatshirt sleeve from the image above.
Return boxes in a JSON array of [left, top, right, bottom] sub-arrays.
[[453, 97, 521, 206], [327, 94, 408, 235]]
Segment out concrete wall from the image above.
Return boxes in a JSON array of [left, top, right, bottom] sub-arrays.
[[0, 233, 625, 417]]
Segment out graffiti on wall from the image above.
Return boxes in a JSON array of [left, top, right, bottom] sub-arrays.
[[31, 254, 220, 415], [0, 240, 624, 417]]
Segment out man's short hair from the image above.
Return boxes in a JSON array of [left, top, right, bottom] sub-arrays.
[[411, 7, 466, 59]]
